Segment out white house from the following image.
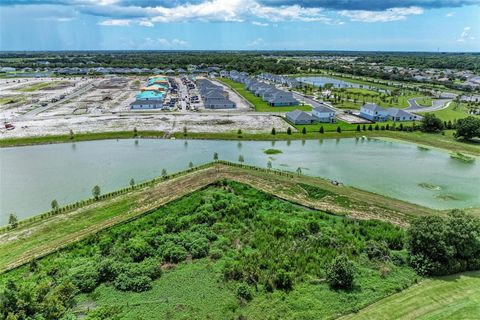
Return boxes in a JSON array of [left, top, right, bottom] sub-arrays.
[[312, 104, 336, 123], [359, 103, 389, 122]]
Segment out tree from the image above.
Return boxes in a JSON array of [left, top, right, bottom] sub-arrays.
[[374, 124, 380, 130], [287, 127, 292, 135], [336, 126, 341, 133], [319, 126, 324, 134], [238, 155, 245, 163], [189, 161, 194, 168], [161, 169, 167, 179], [326, 254, 355, 289], [69, 129, 74, 140], [356, 125, 360, 132], [271, 127, 276, 135], [133, 127, 138, 137], [420, 113, 444, 132], [368, 124, 373, 131], [302, 127, 307, 134], [130, 178, 135, 189], [236, 283, 253, 301], [454, 116, 480, 140], [51, 199, 59, 212], [296, 167, 302, 175], [408, 211, 480, 276], [237, 129, 242, 136], [183, 126, 188, 136], [362, 124, 366, 131], [267, 160, 272, 169], [8, 214, 18, 229], [213, 152, 219, 161], [92, 185, 101, 200]]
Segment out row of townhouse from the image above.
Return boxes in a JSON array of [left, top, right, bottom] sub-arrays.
[[130, 76, 170, 110], [285, 103, 337, 125], [197, 79, 236, 109], [258, 73, 300, 89], [359, 103, 421, 122], [226, 71, 299, 107]]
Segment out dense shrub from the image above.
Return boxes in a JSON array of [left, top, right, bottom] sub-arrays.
[[69, 263, 100, 293], [114, 274, 152, 292], [236, 283, 253, 301], [420, 113, 444, 132], [274, 268, 294, 291], [408, 211, 480, 276], [364, 240, 390, 261], [326, 255, 355, 290], [160, 243, 188, 263]]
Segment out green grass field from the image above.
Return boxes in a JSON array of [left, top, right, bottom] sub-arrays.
[[422, 102, 479, 122], [0, 95, 26, 105], [218, 78, 312, 112], [343, 270, 480, 320]]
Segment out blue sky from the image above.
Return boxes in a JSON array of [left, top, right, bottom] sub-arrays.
[[0, 0, 479, 51]]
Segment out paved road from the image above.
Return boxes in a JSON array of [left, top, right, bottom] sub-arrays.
[[292, 92, 340, 112], [406, 98, 451, 112], [17, 82, 95, 120]]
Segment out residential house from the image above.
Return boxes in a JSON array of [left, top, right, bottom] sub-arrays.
[[130, 99, 163, 110], [359, 103, 389, 121], [312, 104, 336, 123], [387, 108, 420, 122], [268, 91, 299, 106], [285, 110, 316, 125]]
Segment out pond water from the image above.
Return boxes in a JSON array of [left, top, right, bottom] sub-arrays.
[[1, 138, 479, 225], [297, 76, 390, 93]]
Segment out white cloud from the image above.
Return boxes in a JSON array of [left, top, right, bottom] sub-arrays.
[[445, 12, 455, 17], [339, 7, 423, 23], [248, 37, 264, 47], [142, 38, 188, 49], [139, 20, 154, 27], [98, 19, 130, 26], [457, 26, 472, 42], [252, 21, 269, 27]]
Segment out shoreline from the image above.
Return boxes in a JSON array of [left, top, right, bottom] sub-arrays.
[[1, 129, 479, 156]]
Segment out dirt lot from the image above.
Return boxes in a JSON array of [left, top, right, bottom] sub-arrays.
[[0, 76, 292, 138]]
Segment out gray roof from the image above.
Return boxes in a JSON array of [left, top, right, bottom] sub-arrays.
[[387, 108, 414, 117], [313, 104, 335, 113], [362, 103, 385, 112], [286, 109, 315, 122], [130, 100, 163, 106]]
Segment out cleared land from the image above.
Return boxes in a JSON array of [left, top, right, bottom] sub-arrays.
[[342, 270, 480, 320], [0, 162, 438, 272]]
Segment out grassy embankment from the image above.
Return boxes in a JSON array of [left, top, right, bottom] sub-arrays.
[[342, 270, 480, 320], [218, 77, 312, 112], [0, 95, 27, 106], [0, 162, 438, 273]]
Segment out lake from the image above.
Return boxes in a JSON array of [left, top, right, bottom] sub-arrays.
[[297, 76, 390, 93], [1, 138, 479, 225]]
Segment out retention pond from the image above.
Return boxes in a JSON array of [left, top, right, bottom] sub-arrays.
[[1, 138, 479, 224]]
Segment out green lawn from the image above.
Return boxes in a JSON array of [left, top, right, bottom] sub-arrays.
[[343, 270, 480, 320], [422, 102, 479, 122], [0, 95, 26, 105], [218, 78, 312, 112], [292, 120, 416, 134]]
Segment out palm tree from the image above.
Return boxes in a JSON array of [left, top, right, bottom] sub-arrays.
[[189, 161, 194, 168], [130, 178, 135, 189], [238, 155, 245, 163], [213, 152, 219, 161], [267, 160, 272, 169], [161, 169, 167, 179], [296, 167, 302, 176]]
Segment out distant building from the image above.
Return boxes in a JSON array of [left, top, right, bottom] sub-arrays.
[[285, 109, 316, 125], [359, 103, 389, 121], [387, 108, 420, 122], [312, 104, 336, 123], [130, 99, 163, 110]]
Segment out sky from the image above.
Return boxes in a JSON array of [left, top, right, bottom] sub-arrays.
[[0, 0, 479, 52]]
